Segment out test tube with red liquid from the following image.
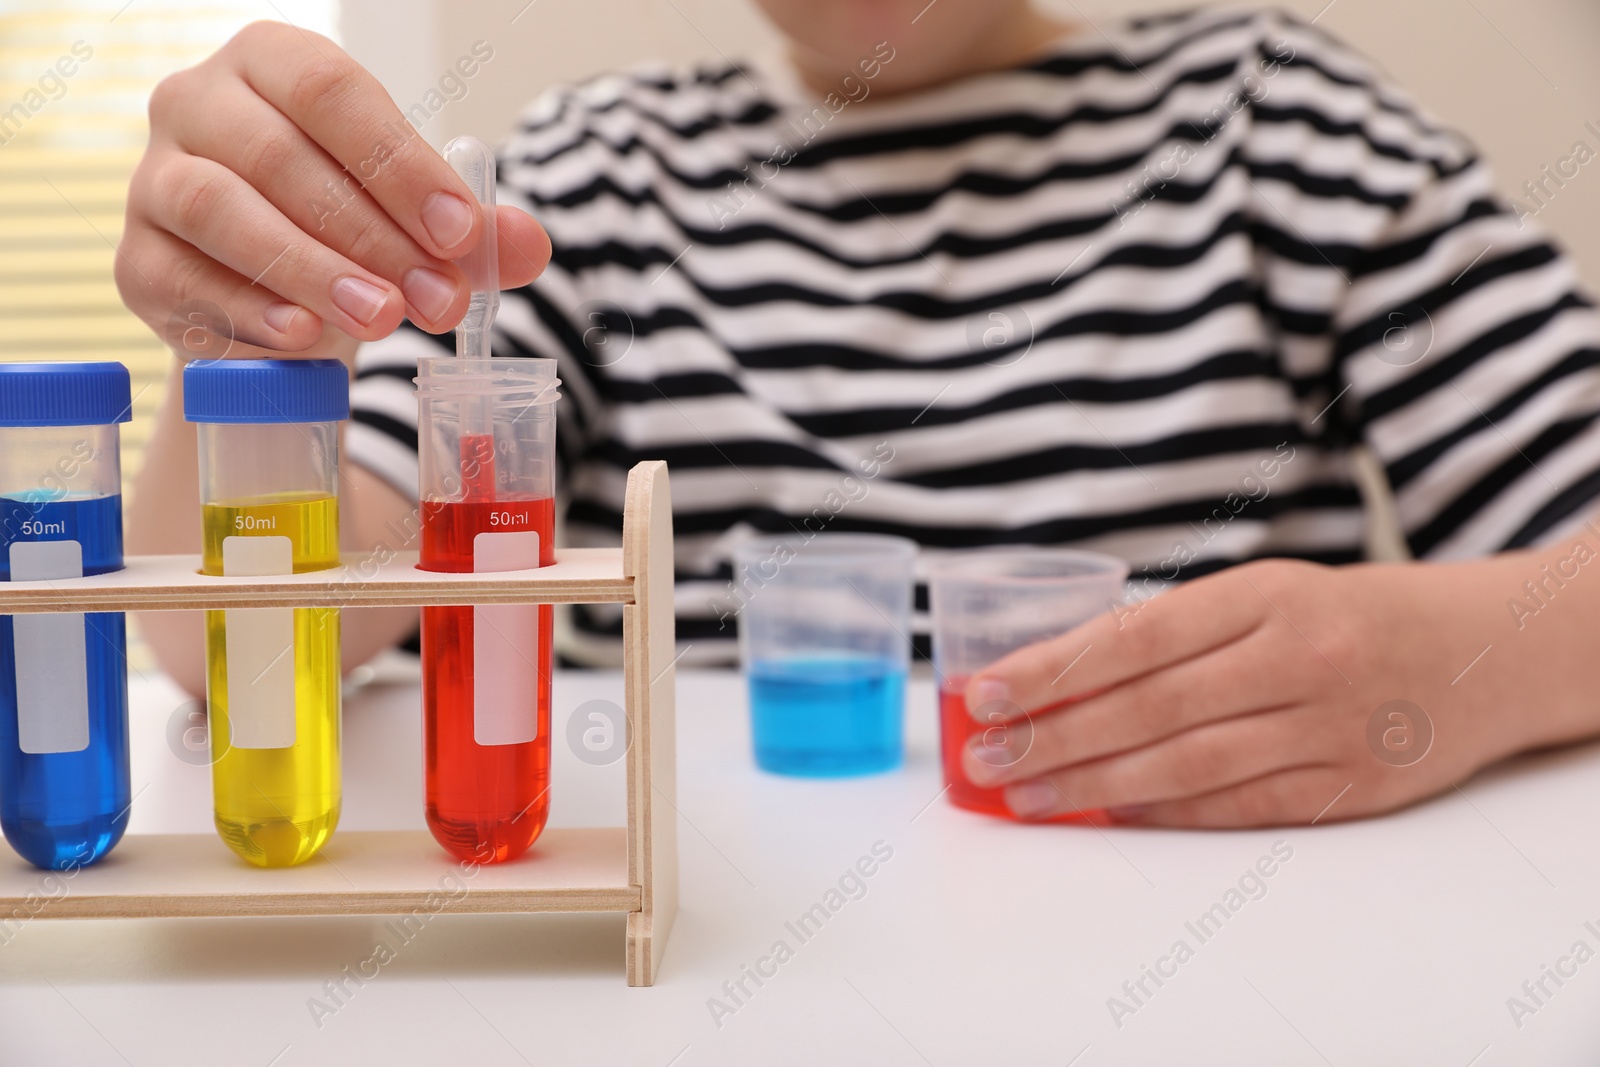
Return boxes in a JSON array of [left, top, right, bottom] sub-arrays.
[[415, 356, 558, 863], [414, 136, 560, 863]]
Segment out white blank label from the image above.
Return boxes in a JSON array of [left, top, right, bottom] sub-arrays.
[[472, 531, 540, 746], [221, 535, 295, 749], [11, 540, 89, 755]]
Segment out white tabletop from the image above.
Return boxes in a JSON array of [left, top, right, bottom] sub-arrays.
[[1, 660, 1597, 1066]]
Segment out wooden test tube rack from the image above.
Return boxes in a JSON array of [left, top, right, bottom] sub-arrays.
[[0, 460, 678, 986]]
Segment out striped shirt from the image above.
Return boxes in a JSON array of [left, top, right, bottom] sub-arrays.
[[349, 6, 1600, 666]]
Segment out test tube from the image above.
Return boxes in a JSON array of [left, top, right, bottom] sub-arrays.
[[183, 359, 347, 867], [0, 362, 132, 870], [415, 357, 559, 864]]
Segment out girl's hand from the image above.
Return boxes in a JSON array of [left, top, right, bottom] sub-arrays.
[[116, 20, 550, 360], [959, 555, 1560, 827]]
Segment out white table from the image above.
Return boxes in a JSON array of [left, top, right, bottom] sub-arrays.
[[1, 662, 1597, 1065]]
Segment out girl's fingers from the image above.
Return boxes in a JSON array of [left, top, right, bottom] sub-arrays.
[[117, 221, 325, 353], [997, 705, 1333, 819], [220, 21, 484, 261], [964, 566, 1269, 722], [173, 81, 469, 331], [494, 205, 552, 289], [962, 626, 1305, 787], [144, 153, 405, 340], [1110, 766, 1362, 829]]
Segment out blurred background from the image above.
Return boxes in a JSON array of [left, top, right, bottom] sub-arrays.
[[1, 0, 1595, 509]]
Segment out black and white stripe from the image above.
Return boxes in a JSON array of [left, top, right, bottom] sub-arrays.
[[350, 7, 1600, 665]]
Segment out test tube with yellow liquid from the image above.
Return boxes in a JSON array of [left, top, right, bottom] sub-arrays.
[[183, 359, 348, 867]]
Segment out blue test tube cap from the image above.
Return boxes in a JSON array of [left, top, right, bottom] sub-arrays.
[[0, 362, 132, 427], [183, 358, 350, 424]]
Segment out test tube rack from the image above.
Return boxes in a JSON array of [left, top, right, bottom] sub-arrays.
[[0, 460, 678, 986]]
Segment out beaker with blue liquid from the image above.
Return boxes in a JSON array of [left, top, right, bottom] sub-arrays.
[[735, 534, 915, 777]]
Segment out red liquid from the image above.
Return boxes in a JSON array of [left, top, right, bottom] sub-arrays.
[[939, 680, 1100, 824], [419, 494, 555, 863], [459, 432, 496, 500]]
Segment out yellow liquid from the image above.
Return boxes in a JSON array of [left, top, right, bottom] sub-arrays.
[[202, 494, 341, 867]]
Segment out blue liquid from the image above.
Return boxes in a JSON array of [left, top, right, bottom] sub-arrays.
[[748, 655, 905, 777], [0, 494, 130, 870]]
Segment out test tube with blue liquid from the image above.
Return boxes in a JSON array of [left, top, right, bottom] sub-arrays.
[[735, 534, 915, 776], [0, 362, 133, 870]]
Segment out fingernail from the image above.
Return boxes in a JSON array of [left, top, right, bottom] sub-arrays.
[[962, 741, 1005, 786], [960, 742, 1011, 793], [331, 276, 389, 326], [1107, 804, 1147, 823], [1005, 779, 1060, 818], [402, 267, 458, 323], [421, 192, 474, 252], [263, 302, 303, 334], [967, 677, 1011, 718]]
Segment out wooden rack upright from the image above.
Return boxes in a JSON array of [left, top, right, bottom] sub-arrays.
[[0, 460, 678, 986]]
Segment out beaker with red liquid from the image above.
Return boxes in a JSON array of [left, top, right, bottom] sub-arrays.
[[415, 357, 558, 863], [927, 550, 1127, 822]]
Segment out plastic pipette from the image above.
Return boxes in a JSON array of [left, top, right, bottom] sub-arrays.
[[445, 135, 499, 365], [444, 136, 499, 500]]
